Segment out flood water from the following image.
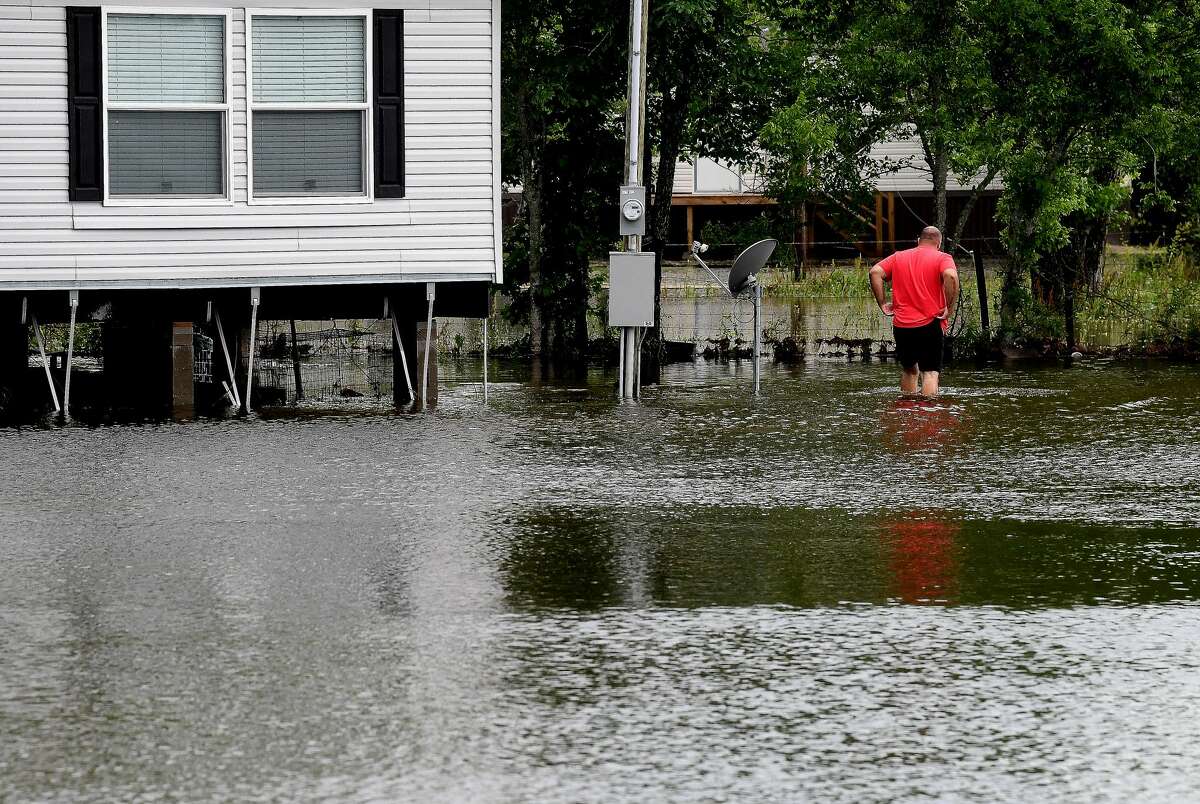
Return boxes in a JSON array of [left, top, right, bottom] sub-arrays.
[[3, 358, 1200, 802]]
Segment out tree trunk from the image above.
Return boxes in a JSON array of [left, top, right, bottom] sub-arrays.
[[948, 165, 1000, 254], [916, 125, 949, 244], [648, 85, 689, 250], [574, 254, 590, 358], [553, 314, 566, 358], [1064, 258, 1076, 354], [517, 95, 546, 358], [931, 152, 949, 241], [794, 203, 806, 280], [1000, 215, 1037, 335], [525, 159, 546, 357], [643, 82, 692, 386]]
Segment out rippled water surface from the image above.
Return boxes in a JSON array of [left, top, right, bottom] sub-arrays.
[[3, 358, 1200, 803]]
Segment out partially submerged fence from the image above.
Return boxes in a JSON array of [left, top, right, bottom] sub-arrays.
[[254, 321, 395, 404]]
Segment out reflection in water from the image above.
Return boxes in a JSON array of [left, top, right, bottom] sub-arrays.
[[882, 513, 962, 604], [881, 396, 965, 453], [500, 511, 621, 609], [876, 401, 965, 606], [2, 359, 1200, 801]]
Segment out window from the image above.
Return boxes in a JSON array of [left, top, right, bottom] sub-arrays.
[[103, 11, 231, 202], [247, 12, 372, 203]]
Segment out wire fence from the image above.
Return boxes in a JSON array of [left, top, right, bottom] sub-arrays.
[[254, 320, 395, 404]]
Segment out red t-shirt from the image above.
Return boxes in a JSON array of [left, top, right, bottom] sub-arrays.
[[877, 245, 956, 329]]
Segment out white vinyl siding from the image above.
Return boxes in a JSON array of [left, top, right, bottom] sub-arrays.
[[870, 137, 1004, 193], [107, 14, 224, 103], [694, 158, 744, 194], [0, 0, 502, 289], [673, 143, 1004, 198]]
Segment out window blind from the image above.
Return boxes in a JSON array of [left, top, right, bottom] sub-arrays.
[[252, 16, 365, 103], [108, 14, 225, 104], [108, 111, 222, 195], [253, 111, 363, 196]]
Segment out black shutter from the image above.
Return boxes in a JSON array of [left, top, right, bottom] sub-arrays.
[[67, 7, 104, 202], [373, 10, 405, 198]]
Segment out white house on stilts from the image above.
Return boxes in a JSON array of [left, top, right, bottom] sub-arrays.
[[0, 0, 502, 417]]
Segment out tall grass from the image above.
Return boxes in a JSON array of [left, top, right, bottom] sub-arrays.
[[762, 263, 874, 299], [1077, 250, 1200, 347]]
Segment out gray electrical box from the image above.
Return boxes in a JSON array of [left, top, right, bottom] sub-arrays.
[[618, 185, 647, 236], [608, 251, 655, 327]]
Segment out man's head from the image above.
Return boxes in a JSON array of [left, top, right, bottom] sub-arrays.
[[918, 226, 942, 247]]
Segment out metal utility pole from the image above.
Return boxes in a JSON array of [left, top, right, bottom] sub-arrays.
[[619, 0, 657, 400], [752, 282, 762, 395]]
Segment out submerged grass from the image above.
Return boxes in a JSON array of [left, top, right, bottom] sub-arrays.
[[568, 248, 1200, 358], [761, 264, 875, 299], [1077, 250, 1200, 350]]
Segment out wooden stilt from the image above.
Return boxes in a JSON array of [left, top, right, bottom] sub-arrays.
[[887, 192, 897, 249], [170, 321, 195, 419], [874, 193, 885, 257], [289, 319, 304, 402]]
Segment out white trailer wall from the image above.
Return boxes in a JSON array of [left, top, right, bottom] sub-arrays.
[[0, 0, 502, 289], [673, 145, 1003, 198]]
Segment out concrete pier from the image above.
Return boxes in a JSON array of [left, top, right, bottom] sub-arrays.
[[170, 322, 195, 419], [416, 321, 439, 411], [391, 318, 438, 411]]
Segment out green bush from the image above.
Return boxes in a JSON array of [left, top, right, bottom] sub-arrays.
[[28, 323, 102, 357], [1077, 250, 1200, 348], [699, 211, 796, 267]]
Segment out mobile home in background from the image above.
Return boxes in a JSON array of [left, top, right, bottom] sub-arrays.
[[670, 146, 1003, 262], [0, 0, 501, 416]]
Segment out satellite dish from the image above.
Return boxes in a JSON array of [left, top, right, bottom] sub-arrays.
[[728, 239, 777, 296]]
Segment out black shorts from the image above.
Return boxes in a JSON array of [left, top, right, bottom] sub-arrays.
[[893, 320, 944, 373]]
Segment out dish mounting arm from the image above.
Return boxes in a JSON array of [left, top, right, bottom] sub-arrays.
[[689, 243, 731, 296]]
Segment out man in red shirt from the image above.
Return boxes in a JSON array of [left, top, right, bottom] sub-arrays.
[[869, 226, 960, 396]]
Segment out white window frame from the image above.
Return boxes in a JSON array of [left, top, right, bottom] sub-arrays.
[[245, 8, 374, 206], [100, 6, 235, 207]]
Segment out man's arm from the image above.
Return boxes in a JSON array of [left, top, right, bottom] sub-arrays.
[[941, 265, 960, 321], [869, 263, 893, 316]]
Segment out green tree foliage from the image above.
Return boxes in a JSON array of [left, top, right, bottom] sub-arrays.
[[762, 0, 1003, 251], [503, 0, 778, 362], [644, 0, 776, 245], [501, 0, 1200, 357], [502, 0, 626, 357], [979, 0, 1190, 339]]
